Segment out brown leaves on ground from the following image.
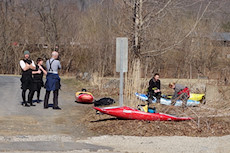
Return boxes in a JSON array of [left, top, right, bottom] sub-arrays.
[[81, 107, 230, 137]]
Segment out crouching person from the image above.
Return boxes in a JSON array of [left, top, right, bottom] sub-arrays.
[[147, 73, 161, 103], [169, 82, 190, 109]]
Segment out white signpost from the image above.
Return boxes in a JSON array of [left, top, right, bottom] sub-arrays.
[[116, 37, 128, 106]]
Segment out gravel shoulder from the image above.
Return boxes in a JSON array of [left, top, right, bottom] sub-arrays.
[[78, 135, 230, 153]]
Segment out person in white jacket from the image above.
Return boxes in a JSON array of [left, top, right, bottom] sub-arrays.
[[19, 50, 36, 107]]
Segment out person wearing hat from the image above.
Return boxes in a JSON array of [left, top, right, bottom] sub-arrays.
[[44, 51, 62, 110], [19, 50, 36, 107]]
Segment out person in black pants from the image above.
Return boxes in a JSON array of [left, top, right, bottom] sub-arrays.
[[44, 51, 61, 110], [29, 58, 47, 104], [19, 50, 36, 107], [147, 73, 161, 103]]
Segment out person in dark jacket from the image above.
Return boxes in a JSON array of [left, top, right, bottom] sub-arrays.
[[169, 82, 190, 108], [44, 51, 61, 110], [19, 50, 36, 107], [147, 73, 161, 103], [29, 58, 47, 104]]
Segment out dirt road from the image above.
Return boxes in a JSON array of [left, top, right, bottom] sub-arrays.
[[0, 75, 229, 153]]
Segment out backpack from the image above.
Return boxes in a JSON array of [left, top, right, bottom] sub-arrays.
[[94, 98, 115, 107]]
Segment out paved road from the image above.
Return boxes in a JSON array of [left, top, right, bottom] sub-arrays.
[[0, 75, 114, 152], [0, 75, 73, 117]]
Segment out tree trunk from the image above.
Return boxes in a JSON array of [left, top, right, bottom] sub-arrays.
[[133, 0, 143, 57]]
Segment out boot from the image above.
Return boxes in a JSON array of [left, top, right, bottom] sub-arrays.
[[148, 98, 153, 103], [30, 102, 36, 106], [156, 98, 161, 103], [24, 102, 30, 107]]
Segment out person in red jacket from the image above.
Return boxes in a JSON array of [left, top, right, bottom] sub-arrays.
[[169, 82, 190, 109]]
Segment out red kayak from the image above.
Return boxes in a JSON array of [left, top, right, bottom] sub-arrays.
[[75, 92, 94, 103], [94, 106, 192, 121]]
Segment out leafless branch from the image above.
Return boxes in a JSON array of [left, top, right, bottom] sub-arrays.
[[141, 1, 211, 56], [143, 0, 172, 24]]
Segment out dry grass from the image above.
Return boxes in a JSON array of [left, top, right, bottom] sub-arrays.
[[61, 76, 120, 100], [125, 58, 142, 107]]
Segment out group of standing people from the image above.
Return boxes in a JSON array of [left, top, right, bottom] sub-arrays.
[[20, 50, 61, 110], [20, 50, 189, 110], [147, 73, 190, 109]]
